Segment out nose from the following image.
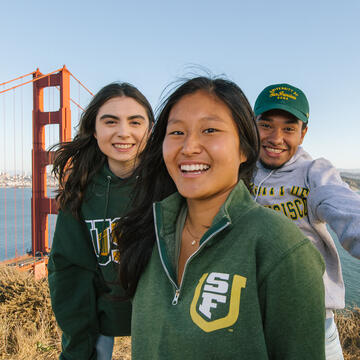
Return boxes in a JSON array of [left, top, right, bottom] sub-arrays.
[[116, 122, 130, 138], [267, 128, 284, 146], [181, 132, 202, 156]]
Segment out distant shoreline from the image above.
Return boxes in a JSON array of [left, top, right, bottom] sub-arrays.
[[0, 185, 58, 189], [0, 183, 358, 191], [1, 172, 359, 191]]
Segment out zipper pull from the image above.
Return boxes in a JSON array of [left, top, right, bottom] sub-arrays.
[[172, 289, 180, 305]]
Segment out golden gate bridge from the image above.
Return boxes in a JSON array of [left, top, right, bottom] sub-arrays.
[[0, 66, 93, 277]]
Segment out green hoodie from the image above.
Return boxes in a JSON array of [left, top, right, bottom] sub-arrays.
[[48, 164, 133, 360], [132, 181, 326, 360]]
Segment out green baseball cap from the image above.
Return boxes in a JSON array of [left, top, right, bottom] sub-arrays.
[[254, 83, 309, 124]]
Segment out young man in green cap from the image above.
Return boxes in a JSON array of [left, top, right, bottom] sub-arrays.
[[251, 83, 360, 360]]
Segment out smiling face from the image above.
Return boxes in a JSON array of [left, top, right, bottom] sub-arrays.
[[94, 96, 150, 178], [162, 90, 246, 201], [256, 110, 307, 169]]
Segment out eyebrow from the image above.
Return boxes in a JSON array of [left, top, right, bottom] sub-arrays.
[[99, 114, 146, 121], [167, 116, 226, 125], [167, 118, 183, 125]]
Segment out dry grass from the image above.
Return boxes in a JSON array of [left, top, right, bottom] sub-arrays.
[[0, 265, 130, 360], [0, 264, 60, 360], [0, 264, 359, 359], [335, 306, 360, 360]]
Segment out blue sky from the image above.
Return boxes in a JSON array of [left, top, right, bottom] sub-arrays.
[[1, 0, 359, 171]]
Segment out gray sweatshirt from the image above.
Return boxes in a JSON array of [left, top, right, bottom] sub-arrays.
[[252, 147, 360, 317]]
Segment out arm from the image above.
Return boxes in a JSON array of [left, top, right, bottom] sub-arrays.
[[307, 158, 360, 258], [259, 239, 326, 360], [48, 210, 101, 360]]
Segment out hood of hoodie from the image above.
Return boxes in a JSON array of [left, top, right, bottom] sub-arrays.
[[91, 161, 136, 188], [85, 162, 136, 209]]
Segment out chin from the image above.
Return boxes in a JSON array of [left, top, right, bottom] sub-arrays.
[[177, 186, 209, 200], [259, 159, 286, 170], [178, 190, 203, 200]]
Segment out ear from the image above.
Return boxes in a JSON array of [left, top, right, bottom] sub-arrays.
[[94, 132, 97, 139], [240, 151, 248, 164], [299, 126, 308, 145]]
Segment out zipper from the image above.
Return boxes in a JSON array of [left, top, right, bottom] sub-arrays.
[[153, 204, 179, 295], [172, 289, 180, 305], [153, 203, 230, 306]]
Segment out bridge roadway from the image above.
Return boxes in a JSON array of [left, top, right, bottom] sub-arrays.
[[0, 254, 49, 279]]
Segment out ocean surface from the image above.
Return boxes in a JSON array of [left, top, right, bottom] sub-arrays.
[[0, 188, 359, 307]]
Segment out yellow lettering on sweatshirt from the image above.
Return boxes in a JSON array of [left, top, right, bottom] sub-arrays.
[[85, 217, 120, 266]]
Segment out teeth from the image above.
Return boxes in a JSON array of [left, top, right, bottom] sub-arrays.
[[114, 144, 133, 149], [266, 147, 283, 154], [180, 164, 210, 172]]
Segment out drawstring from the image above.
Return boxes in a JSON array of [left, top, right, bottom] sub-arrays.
[[254, 170, 274, 202], [99, 175, 111, 256], [103, 175, 111, 222]]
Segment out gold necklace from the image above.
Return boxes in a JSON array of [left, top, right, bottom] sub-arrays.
[[185, 222, 202, 246]]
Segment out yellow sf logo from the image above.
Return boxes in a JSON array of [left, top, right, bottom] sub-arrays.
[[190, 272, 246, 332]]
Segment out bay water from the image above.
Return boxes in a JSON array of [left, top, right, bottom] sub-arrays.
[[0, 188, 359, 307]]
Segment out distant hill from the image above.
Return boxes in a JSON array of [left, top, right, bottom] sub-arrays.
[[340, 172, 360, 191], [338, 169, 360, 174]]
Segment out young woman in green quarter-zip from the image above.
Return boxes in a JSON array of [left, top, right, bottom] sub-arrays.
[[48, 82, 154, 360], [115, 77, 326, 359]]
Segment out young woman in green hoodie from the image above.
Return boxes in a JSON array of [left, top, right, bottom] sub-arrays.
[[116, 77, 326, 359], [48, 82, 154, 360]]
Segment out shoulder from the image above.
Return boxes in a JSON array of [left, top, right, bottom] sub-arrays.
[[309, 157, 336, 173], [307, 157, 345, 188], [234, 202, 307, 253], [250, 204, 304, 240], [56, 208, 82, 227], [246, 203, 317, 250], [50, 209, 97, 269], [53, 209, 88, 246], [244, 206, 324, 282]]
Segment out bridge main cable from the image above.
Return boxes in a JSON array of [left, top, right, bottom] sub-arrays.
[[0, 70, 36, 87], [0, 67, 64, 95]]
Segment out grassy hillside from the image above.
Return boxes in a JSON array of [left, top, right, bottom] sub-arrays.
[[0, 265, 359, 359]]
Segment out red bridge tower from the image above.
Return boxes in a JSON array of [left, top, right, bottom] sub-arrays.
[[32, 66, 71, 255]]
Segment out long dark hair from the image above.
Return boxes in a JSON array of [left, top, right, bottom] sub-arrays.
[[116, 76, 259, 299], [52, 82, 154, 218]]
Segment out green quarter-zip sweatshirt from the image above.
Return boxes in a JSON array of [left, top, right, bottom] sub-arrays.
[[132, 181, 326, 360], [48, 164, 133, 360]]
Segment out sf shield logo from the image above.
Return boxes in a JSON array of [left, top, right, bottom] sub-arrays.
[[190, 272, 246, 332]]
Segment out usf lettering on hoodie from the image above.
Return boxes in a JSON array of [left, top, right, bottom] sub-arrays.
[[132, 181, 326, 360], [252, 147, 360, 317], [48, 164, 133, 360]]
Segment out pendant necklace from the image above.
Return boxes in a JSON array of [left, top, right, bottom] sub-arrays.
[[185, 223, 201, 246]]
